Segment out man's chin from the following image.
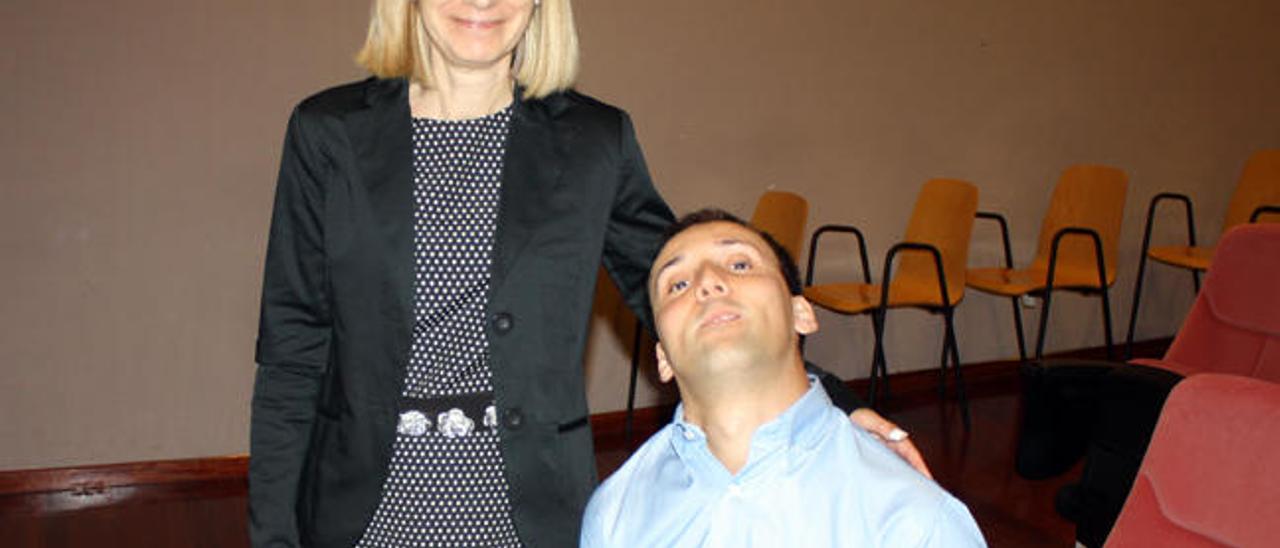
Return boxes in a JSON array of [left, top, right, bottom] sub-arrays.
[[689, 345, 757, 373]]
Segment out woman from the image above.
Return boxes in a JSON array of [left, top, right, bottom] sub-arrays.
[[250, 1, 924, 547]]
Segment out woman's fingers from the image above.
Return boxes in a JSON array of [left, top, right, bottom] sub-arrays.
[[849, 408, 934, 479]]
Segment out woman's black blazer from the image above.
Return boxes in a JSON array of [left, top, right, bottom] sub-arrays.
[[249, 77, 673, 548]]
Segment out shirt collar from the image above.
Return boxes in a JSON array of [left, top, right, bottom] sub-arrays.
[[670, 375, 834, 476]]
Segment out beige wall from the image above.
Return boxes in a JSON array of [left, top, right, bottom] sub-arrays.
[[2, 0, 1277, 469]]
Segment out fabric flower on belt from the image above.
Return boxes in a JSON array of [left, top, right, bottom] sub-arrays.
[[484, 405, 498, 429], [397, 411, 432, 437], [438, 408, 475, 438]]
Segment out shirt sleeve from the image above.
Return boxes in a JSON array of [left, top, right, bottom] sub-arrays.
[[886, 494, 987, 548], [922, 496, 987, 547]]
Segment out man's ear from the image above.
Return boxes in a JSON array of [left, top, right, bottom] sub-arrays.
[[655, 342, 675, 383], [792, 296, 818, 335]]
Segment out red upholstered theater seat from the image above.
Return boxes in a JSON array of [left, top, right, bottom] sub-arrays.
[[1104, 374, 1280, 547], [1019, 224, 1280, 546], [1131, 223, 1280, 382]]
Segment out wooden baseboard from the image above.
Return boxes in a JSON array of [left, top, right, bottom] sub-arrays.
[[0, 337, 1172, 515], [0, 455, 247, 497], [0, 456, 247, 515]]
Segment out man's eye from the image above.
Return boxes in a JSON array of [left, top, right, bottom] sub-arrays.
[[668, 280, 689, 294], [730, 260, 751, 272]]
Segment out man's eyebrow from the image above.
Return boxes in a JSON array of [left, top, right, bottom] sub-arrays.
[[715, 238, 750, 248], [712, 238, 762, 254], [654, 255, 683, 281]]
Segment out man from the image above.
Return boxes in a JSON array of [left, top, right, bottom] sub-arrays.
[[581, 210, 985, 547]]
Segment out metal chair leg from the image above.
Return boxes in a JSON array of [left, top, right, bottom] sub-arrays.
[[938, 329, 951, 399], [1011, 296, 1028, 362], [1124, 252, 1150, 361], [945, 308, 971, 429], [868, 308, 890, 407], [1035, 289, 1053, 362], [976, 212, 1025, 362], [624, 318, 643, 446], [1100, 286, 1114, 361]]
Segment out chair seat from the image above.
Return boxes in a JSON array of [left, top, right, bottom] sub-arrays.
[[1146, 244, 1213, 271], [805, 280, 962, 314], [966, 266, 1109, 296]]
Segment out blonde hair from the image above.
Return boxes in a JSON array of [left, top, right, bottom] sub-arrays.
[[355, 0, 579, 99]]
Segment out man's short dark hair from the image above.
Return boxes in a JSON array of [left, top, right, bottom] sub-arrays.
[[651, 208, 804, 298]]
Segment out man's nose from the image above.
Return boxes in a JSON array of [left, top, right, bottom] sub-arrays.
[[695, 265, 729, 300]]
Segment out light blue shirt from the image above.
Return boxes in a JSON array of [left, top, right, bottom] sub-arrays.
[[581, 377, 986, 547]]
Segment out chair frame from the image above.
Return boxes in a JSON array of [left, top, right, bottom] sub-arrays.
[[1043, 228, 1113, 360], [805, 225, 874, 286], [974, 212, 1114, 362], [805, 226, 971, 428], [1124, 195, 1280, 359], [1124, 193, 1199, 360], [1251, 204, 1280, 222], [801, 226, 871, 354], [975, 212, 1026, 362]]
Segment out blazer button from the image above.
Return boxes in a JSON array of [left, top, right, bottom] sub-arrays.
[[503, 407, 525, 430], [493, 312, 514, 334]]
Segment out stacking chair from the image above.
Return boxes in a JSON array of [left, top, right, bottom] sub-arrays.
[[750, 190, 809, 257], [1125, 149, 1280, 358], [804, 179, 978, 425], [624, 191, 809, 442], [967, 165, 1128, 362], [1104, 374, 1280, 547]]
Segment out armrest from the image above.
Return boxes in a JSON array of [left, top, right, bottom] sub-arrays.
[[805, 224, 872, 287], [1039, 227, 1108, 360], [974, 211, 1015, 269], [1250, 204, 1280, 223], [879, 241, 952, 308], [1045, 227, 1107, 291], [1140, 193, 1197, 257]]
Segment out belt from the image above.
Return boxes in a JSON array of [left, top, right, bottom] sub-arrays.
[[397, 391, 497, 439]]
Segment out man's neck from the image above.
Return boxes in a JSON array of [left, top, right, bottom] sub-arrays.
[[679, 359, 810, 475]]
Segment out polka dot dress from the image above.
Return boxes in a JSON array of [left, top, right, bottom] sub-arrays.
[[357, 106, 521, 548]]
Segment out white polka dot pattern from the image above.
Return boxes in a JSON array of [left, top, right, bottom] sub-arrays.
[[357, 107, 521, 547]]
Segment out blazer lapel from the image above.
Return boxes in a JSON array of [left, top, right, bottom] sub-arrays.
[[491, 94, 572, 288], [347, 77, 415, 378]]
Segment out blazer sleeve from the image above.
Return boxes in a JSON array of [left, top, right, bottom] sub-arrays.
[[600, 112, 675, 330], [248, 107, 334, 548]]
